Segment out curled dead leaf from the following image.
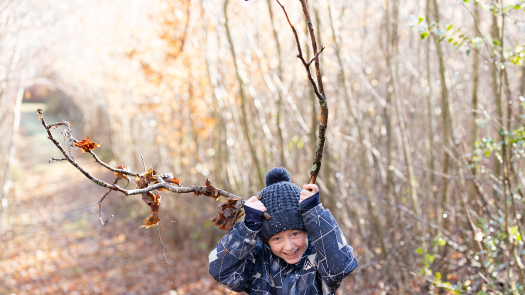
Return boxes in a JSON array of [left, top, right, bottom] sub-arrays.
[[142, 212, 161, 228], [136, 168, 157, 189], [74, 136, 101, 153], [114, 164, 131, 180], [211, 197, 244, 230], [158, 173, 180, 189], [141, 193, 161, 228], [194, 178, 219, 200]]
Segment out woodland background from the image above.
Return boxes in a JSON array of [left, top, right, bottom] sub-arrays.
[[1, 0, 524, 294]]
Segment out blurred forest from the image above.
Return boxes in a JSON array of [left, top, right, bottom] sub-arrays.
[[1, 0, 525, 294]]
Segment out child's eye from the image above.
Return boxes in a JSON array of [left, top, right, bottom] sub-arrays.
[[292, 232, 299, 237], [273, 237, 281, 241]]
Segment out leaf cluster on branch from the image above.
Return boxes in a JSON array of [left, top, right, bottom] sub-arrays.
[[37, 108, 269, 229]]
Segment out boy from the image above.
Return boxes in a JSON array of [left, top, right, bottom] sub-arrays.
[[209, 167, 358, 294]]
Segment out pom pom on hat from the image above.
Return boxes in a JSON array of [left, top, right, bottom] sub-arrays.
[[258, 167, 304, 243], [265, 167, 291, 187]]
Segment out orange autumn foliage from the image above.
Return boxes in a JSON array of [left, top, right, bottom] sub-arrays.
[[74, 137, 101, 153]]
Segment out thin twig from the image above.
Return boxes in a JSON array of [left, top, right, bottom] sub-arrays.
[[141, 155, 146, 172], [307, 47, 325, 67], [37, 109, 127, 194], [97, 178, 119, 226], [97, 189, 114, 226], [275, 0, 323, 103], [156, 224, 173, 286], [49, 157, 67, 163]]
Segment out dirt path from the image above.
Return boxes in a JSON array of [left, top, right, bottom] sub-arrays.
[[0, 107, 237, 295]]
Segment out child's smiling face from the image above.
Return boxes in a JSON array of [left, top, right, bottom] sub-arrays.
[[268, 229, 308, 264]]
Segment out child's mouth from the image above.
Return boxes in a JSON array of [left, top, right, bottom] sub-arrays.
[[283, 249, 299, 258]]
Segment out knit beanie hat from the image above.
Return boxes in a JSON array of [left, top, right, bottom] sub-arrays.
[[258, 167, 306, 244]]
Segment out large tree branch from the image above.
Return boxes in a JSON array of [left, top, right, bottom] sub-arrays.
[[36, 108, 271, 223], [275, 0, 328, 184]]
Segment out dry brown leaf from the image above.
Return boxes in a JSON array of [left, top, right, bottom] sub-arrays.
[[74, 137, 101, 153], [141, 193, 161, 228], [210, 197, 244, 230], [114, 164, 130, 180]]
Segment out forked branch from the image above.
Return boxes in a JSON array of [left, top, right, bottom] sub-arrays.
[[36, 108, 270, 228], [275, 0, 328, 184]]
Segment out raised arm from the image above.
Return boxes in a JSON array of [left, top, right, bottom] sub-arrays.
[[301, 188, 358, 292], [208, 197, 266, 292], [208, 221, 261, 292]]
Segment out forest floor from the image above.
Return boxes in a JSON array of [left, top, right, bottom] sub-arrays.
[[0, 107, 238, 295]]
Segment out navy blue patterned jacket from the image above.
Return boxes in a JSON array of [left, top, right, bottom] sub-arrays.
[[208, 203, 358, 294]]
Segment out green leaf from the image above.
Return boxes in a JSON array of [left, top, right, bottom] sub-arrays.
[[447, 24, 453, 31], [510, 225, 519, 236], [466, 48, 471, 56], [421, 31, 429, 39], [416, 247, 424, 254], [493, 39, 501, 46], [435, 272, 442, 280], [418, 16, 425, 24], [437, 238, 446, 246], [425, 253, 435, 263], [448, 38, 454, 43]]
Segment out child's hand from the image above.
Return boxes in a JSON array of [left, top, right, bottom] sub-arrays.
[[300, 184, 319, 203], [244, 196, 267, 212]]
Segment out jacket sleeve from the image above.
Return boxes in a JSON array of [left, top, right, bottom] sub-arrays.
[[303, 203, 358, 293], [208, 221, 261, 292]]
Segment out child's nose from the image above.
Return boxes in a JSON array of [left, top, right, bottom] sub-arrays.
[[284, 239, 295, 251]]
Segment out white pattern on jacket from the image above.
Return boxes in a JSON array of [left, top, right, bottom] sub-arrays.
[[209, 204, 358, 295]]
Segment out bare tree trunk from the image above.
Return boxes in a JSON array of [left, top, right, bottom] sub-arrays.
[[266, 0, 286, 167], [498, 6, 525, 283], [387, 0, 421, 221], [223, 0, 264, 189], [491, 14, 502, 191], [384, 0, 397, 242], [323, 0, 387, 261], [471, 3, 480, 154], [359, 117, 389, 261], [425, 0, 437, 225], [430, 0, 456, 277], [0, 74, 24, 226], [431, 0, 454, 231], [519, 64, 525, 118], [470, 2, 482, 217], [203, 9, 231, 192]]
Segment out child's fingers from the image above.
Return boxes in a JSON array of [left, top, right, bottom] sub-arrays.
[[245, 197, 267, 212], [246, 196, 259, 204], [299, 194, 308, 203], [303, 183, 319, 193], [251, 202, 267, 212]]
